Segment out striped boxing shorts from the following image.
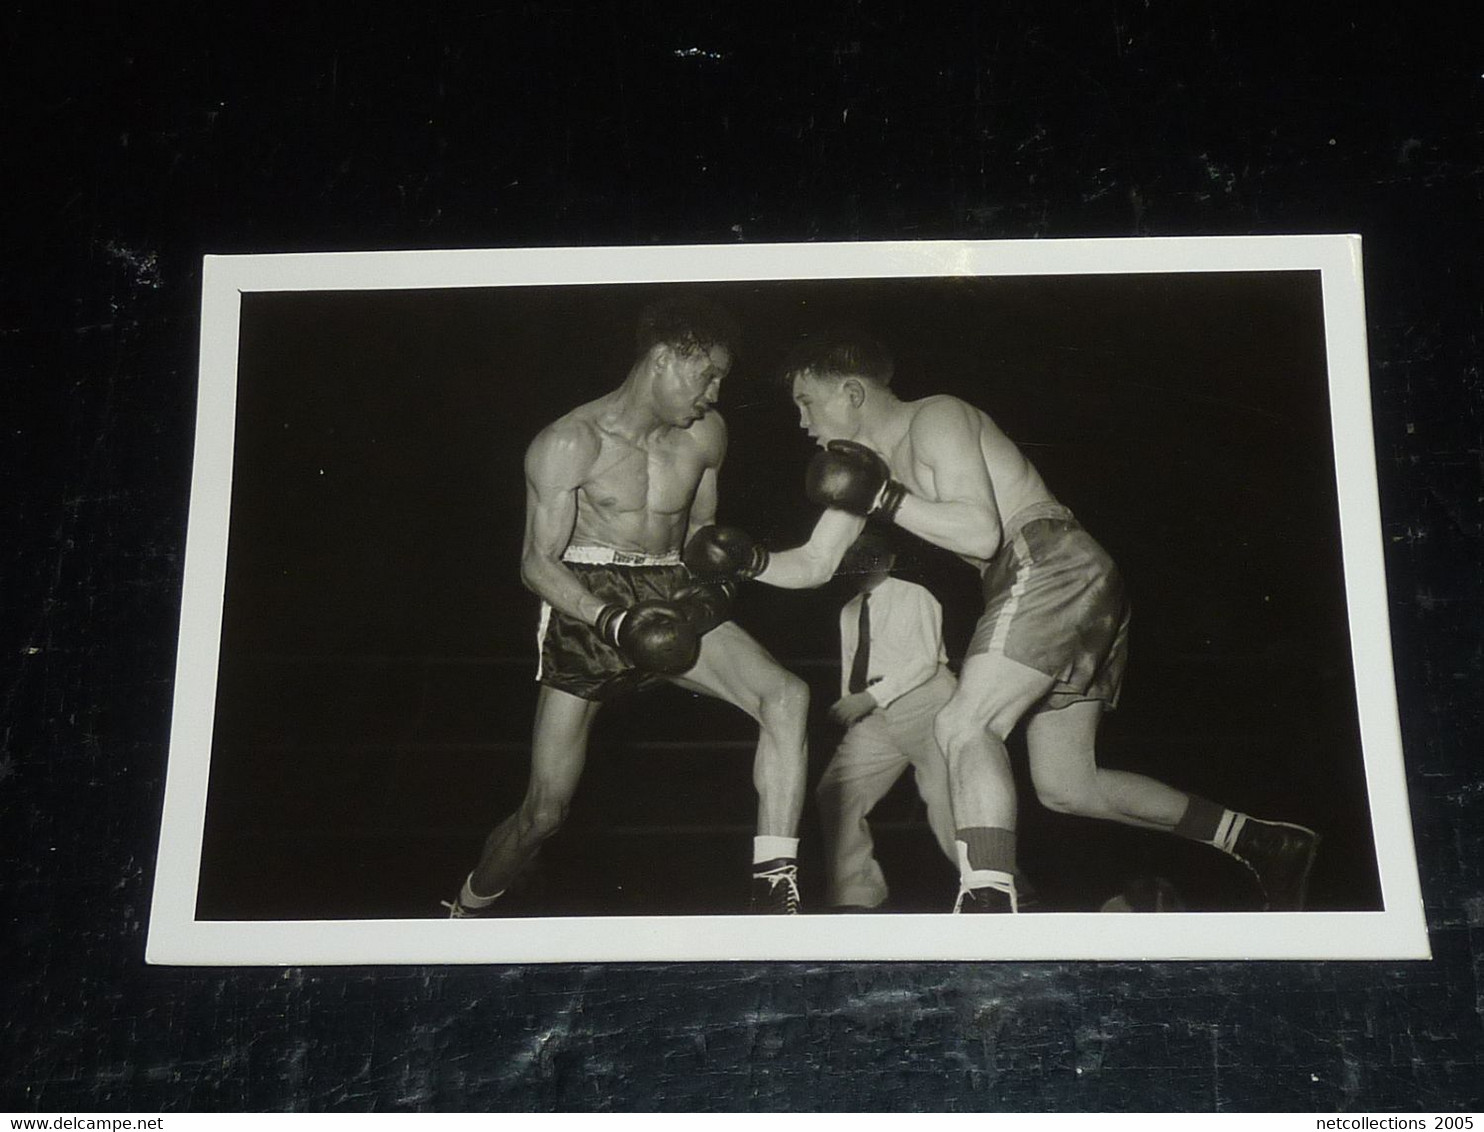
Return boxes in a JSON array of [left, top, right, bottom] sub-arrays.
[[965, 501, 1130, 711]]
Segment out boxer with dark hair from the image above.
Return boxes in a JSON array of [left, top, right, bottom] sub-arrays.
[[696, 326, 1320, 914], [445, 298, 808, 917]]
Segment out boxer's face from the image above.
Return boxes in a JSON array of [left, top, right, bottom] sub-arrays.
[[653, 343, 731, 427], [791, 371, 857, 446]]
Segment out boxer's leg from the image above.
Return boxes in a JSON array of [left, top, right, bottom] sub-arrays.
[[1025, 702, 1320, 910], [933, 653, 1053, 912], [451, 685, 601, 915], [669, 620, 809, 912], [1025, 700, 1189, 831]]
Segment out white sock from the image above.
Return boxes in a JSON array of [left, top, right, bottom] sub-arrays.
[[460, 875, 505, 909], [753, 836, 799, 865]]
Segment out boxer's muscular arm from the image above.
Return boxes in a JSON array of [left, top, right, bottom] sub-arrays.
[[754, 507, 865, 590], [688, 466, 721, 538], [685, 414, 726, 541], [893, 399, 1003, 560], [520, 423, 609, 624]]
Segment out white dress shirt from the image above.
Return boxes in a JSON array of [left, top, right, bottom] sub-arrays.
[[838, 576, 948, 708]]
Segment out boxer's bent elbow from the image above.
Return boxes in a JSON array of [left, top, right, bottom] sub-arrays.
[[965, 534, 1001, 560], [958, 514, 1002, 560], [763, 550, 836, 590], [520, 553, 558, 596]]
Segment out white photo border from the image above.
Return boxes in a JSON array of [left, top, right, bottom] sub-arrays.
[[146, 236, 1429, 965]]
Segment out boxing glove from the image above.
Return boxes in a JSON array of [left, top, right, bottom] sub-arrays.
[[675, 579, 737, 636], [683, 525, 770, 580], [595, 600, 701, 675], [805, 440, 907, 521]]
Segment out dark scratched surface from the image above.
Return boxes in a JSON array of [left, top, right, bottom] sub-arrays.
[[3, 4, 1482, 1113]]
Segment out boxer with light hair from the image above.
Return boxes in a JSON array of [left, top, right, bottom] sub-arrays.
[[686, 327, 1319, 913]]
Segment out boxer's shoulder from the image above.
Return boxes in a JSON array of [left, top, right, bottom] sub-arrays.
[[526, 413, 604, 481], [906, 393, 982, 435], [683, 408, 728, 459]]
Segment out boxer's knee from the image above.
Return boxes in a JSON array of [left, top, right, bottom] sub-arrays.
[[758, 669, 810, 735], [934, 706, 981, 764], [936, 693, 1017, 761], [1031, 770, 1102, 818]]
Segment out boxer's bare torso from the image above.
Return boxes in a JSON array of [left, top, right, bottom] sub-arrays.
[[538, 395, 726, 556], [522, 345, 729, 624], [883, 394, 1054, 570]]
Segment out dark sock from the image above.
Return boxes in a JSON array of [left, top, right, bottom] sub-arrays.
[[956, 826, 1017, 874]]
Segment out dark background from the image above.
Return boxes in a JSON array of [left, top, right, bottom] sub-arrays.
[[196, 271, 1377, 921], [4, 2, 1480, 1113]]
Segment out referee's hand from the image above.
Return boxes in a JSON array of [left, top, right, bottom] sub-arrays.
[[829, 692, 878, 726]]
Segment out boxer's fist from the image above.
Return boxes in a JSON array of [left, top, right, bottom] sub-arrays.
[[675, 580, 736, 637], [595, 600, 701, 675], [805, 440, 907, 520], [683, 525, 769, 580]]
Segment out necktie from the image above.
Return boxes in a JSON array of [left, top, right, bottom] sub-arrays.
[[848, 592, 871, 694]]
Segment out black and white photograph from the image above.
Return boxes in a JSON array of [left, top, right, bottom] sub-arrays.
[[147, 238, 1425, 965], [13, 5, 1484, 1113]]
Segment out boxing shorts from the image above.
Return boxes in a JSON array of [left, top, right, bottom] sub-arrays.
[[536, 545, 694, 701], [965, 501, 1130, 711]]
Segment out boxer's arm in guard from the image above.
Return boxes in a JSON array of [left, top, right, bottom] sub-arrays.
[[684, 414, 726, 543], [520, 422, 609, 624], [686, 463, 721, 542], [753, 507, 865, 590], [892, 399, 1003, 560]]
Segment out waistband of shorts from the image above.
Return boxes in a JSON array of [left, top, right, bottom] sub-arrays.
[[1000, 500, 1076, 544], [562, 545, 683, 567]]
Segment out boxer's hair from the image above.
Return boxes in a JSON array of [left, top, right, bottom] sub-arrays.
[[779, 325, 894, 389], [635, 297, 740, 359]]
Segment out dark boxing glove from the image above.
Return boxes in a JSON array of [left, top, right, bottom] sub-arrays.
[[595, 600, 701, 675], [805, 440, 907, 521], [683, 525, 770, 581], [675, 579, 737, 637]]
